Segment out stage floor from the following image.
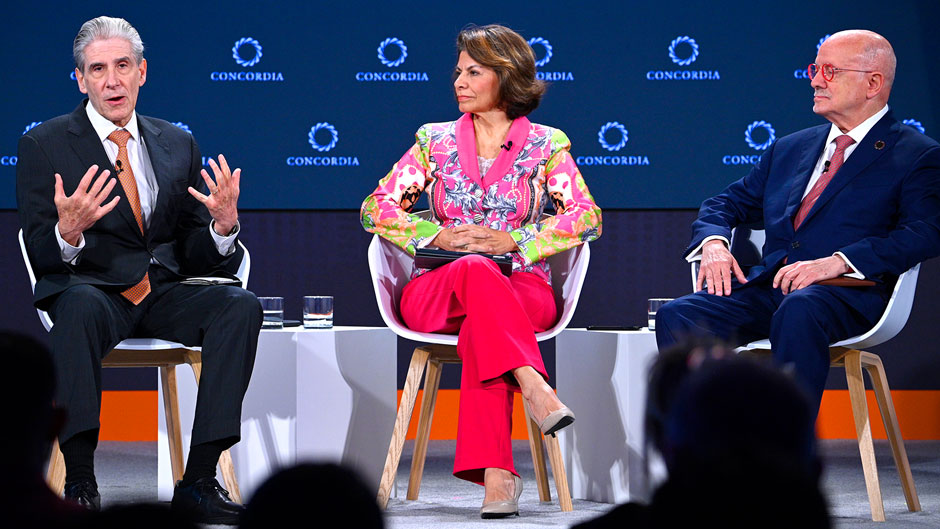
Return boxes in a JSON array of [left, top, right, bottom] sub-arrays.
[[90, 439, 940, 528]]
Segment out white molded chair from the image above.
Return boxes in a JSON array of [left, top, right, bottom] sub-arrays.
[[19, 229, 250, 503], [368, 232, 590, 511], [690, 228, 921, 522]]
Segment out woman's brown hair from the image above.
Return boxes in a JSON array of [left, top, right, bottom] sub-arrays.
[[456, 24, 546, 120]]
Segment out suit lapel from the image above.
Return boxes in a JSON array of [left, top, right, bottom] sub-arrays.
[[785, 126, 829, 225], [138, 116, 172, 242], [482, 116, 529, 188], [66, 102, 141, 238], [799, 112, 897, 228], [455, 113, 483, 188], [456, 113, 531, 189]]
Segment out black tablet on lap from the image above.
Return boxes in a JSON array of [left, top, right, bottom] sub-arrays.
[[414, 248, 513, 277]]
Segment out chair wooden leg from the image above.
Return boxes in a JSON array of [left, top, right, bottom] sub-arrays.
[[377, 346, 431, 509], [218, 449, 242, 503], [186, 353, 202, 382], [844, 350, 886, 522], [861, 351, 920, 513], [46, 437, 67, 495], [544, 433, 573, 512], [407, 354, 445, 500], [522, 399, 552, 502], [160, 365, 186, 485]]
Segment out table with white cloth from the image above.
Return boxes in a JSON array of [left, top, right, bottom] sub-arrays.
[[555, 328, 659, 504]]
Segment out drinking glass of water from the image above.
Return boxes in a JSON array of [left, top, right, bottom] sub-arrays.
[[304, 296, 333, 329], [648, 298, 673, 331], [259, 297, 284, 329]]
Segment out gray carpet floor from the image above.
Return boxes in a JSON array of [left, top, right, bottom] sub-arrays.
[[93, 439, 940, 528]]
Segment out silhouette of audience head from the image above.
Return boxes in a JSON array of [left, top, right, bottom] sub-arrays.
[[642, 341, 829, 528], [241, 462, 384, 528], [0, 332, 66, 474], [1, 331, 89, 529], [648, 342, 818, 473]]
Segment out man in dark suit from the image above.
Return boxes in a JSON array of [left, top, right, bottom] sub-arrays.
[[16, 16, 261, 525], [656, 30, 940, 413]]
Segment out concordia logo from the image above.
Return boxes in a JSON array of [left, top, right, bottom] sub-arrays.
[[647, 36, 720, 81], [3, 122, 43, 165], [356, 37, 429, 82], [723, 120, 775, 165], [575, 122, 650, 166], [527, 37, 573, 82], [210, 37, 285, 82], [286, 122, 360, 167], [794, 34, 830, 79], [903, 119, 926, 134]]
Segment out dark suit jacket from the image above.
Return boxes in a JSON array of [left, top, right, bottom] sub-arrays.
[[16, 100, 243, 310], [686, 111, 940, 318]]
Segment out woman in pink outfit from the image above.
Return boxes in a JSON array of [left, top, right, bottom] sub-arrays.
[[361, 24, 601, 518]]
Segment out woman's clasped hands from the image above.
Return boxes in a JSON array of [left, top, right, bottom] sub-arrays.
[[432, 224, 519, 254]]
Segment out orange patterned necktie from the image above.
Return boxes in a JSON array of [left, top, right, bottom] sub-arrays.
[[107, 129, 151, 305]]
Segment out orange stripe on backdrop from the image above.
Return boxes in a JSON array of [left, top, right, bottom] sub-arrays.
[[98, 389, 940, 442], [816, 390, 940, 440], [394, 389, 940, 441], [397, 390, 533, 440], [99, 391, 158, 441]]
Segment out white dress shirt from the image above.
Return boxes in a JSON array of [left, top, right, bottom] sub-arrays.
[[56, 103, 237, 262], [687, 105, 891, 280]]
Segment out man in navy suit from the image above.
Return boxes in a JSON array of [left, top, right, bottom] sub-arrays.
[[16, 16, 260, 524], [656, 30, 940, 414]]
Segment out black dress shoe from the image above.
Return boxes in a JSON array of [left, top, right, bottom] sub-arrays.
[[171, 477, 244, 525], [64, 480, 101, 511]]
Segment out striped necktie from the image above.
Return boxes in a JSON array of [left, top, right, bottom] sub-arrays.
[[793, 134, 855, 230]]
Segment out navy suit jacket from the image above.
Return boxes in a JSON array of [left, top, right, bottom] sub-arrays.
[[16, 100, 243, 310], [686, 111, 940, 319]]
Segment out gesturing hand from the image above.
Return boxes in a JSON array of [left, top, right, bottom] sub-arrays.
[[188, 154, 240, 235], [697, 239, 748, 296], [55, 164, 120, 246], [773, 256, 850, 294], [431, 225, 518, 254]]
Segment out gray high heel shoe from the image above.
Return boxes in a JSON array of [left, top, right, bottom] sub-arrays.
[[480, 474, 523, 519], [537, 406, 575, 437]]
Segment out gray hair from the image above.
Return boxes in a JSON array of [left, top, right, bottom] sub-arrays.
[[73, 16, 144, 72]]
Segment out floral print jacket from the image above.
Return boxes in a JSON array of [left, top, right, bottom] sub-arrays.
[[361, 113, 602, 284]]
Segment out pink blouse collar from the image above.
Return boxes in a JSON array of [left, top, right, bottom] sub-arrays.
[[456, 113, 531, 188]]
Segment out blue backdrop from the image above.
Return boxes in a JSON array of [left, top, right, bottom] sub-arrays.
[[2, 0, 938, 209]]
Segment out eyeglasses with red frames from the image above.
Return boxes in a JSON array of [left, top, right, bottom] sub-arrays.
[[808, 63, 875, 82]]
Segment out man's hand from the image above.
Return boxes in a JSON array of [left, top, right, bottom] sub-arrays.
[[188, 154, 239, 235], [431, 225, 518, 254], [55, 164, 121, 246], [697, 239, 748, 295], [773, 256, 850, 294]]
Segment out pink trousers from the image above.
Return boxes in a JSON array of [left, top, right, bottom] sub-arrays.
[[400, 254, 557, 485]]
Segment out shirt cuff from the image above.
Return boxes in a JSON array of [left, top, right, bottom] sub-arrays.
[[210, 220, 239, 256], [834, 252, 865, 279], [685, 235, 730, 263], [416, 227, 443, 250], [55, 223, 84, 264]]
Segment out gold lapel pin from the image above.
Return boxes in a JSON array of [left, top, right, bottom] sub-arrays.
[[874, 140, 886, 150]]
